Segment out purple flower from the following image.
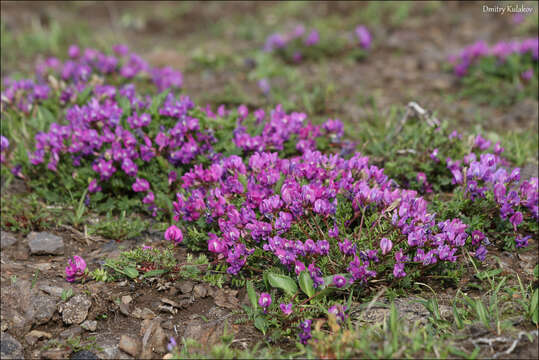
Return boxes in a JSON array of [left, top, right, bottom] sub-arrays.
[[164, 225, 183, 244], [430, 148, 439, 162], [88, 179, 101, 193], [509, 211, 523, 230], [68, 45, 80, 58], [258, 78, 271, 94], [280, 303, 293, 316], [167, 337, 177, 352], [305, 29, 320, 46], [355, 25, 372, 49], [258, 293, 272, 313], [393, 262, 406, 278], [132, 178, 150, 192], [65, 255, 86, 282], [328, 304, 348, 323], [142, 191, 155, 204], [332, 275, 347, 288], [298, 319, 312, 344], [475, 245, 487, 261], [515, 235, 530, 248], [471, 230, 485, 246], [380, 237, 393, 255], [521, 68, 534, 81]]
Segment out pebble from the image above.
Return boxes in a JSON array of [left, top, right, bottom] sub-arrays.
[[81, 320, 97, 332], [119, 335, 140, 357], [60, 294, 91, 325], [27, 232, 64, 255], [193, 284, 207, 298], [0, 232, 17, 249], [70, 350, 99, 359], [0, 332, 24, 359], [178, 280, 194, 294], [25, 330, 52, 345], [39, 284, 65, 298], [59, 326, 83, 339]]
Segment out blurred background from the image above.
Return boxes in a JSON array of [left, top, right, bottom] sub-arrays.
[[1, 1, 538, 136]]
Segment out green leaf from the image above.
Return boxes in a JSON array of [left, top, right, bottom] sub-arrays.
[[298, 271, 315, 298], [76, 86, 93, 105], [149, 91, 169, 116], [266, 272, 297, 296], [475, 300, 490, 328], [123, 267, 139, 279], [142, 269, 166, 278], [453, 301, 463, 329], [246, 281, 258, 311], [254, 316, 267, 335], [530, 289, 538, 325]]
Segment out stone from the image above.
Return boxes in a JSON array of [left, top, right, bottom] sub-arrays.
[[182, 318, 237, 347], [39, 284, 65, 298], [193, 284, 208, 298], [177, 280, 194, 294], [27, 232, 64, 255], [121, 295, 133, 304], [41, 349, 72, 359], [96, 337, 133, 360], [140, 319, 167, 357], [2, 280, 57, 336], [25, 330, 52, 345], [1, 232, 17, 249], [70, 350, 99, 359], [119, 335, 140, 357], [59, 326, 83, 339], [81, 320, 97, 332], [61, 294, 91, 325], [33, 294, 58, 325], [132, 307, 155, 320], [0, 332, 24, 359]]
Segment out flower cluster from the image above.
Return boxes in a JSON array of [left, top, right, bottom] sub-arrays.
[[449, 37, 538, 77], [298, 319, 313, 345], [1, 44, 182, 114], [263, 24, 371, 63], [65, 255, 87, 282]]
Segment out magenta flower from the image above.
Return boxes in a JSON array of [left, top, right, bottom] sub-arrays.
[[280, 303, 293, 315], [65, 255, 86, 282], [521, 68, 534, 81], [258, 293, 272, 313], [132, 178, 150, 192], [509, 211, 523, 230], [164, 225, 183, 244], [332, 275, 347, 288], [380, 237, 393, 255], [355, 25, 372, 49]]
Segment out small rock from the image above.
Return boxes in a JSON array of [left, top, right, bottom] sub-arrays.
[[161, 320, 173, 330], [41, 349, 72, 359], [59, 326, 83, 339], [178, 280, 194, 294], [1, 232, 17, 249], [33, 294, 58, 325], [70, 350, 99, 359], [81, 320, 97, 332], [27, 232, 64, 255], [132, 308, 155, 320], [121, 295, 133, 304], [193, 284, 208, 298], [32, 263, 53, 271], [25, 330, 52, 345], [61, 294, 91, 325], [163, 354, 174, 360], [1, 332, 24, 359], [119, 335, 140, 357], [39, 285, 65, 298]]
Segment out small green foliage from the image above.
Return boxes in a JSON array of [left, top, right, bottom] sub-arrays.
[[61, 288, 74, 302]]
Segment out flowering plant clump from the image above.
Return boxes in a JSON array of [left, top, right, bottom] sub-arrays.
[[264, 24, 371, 63], [3, 41, 537, 346], [448, 37, 538, 104]]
